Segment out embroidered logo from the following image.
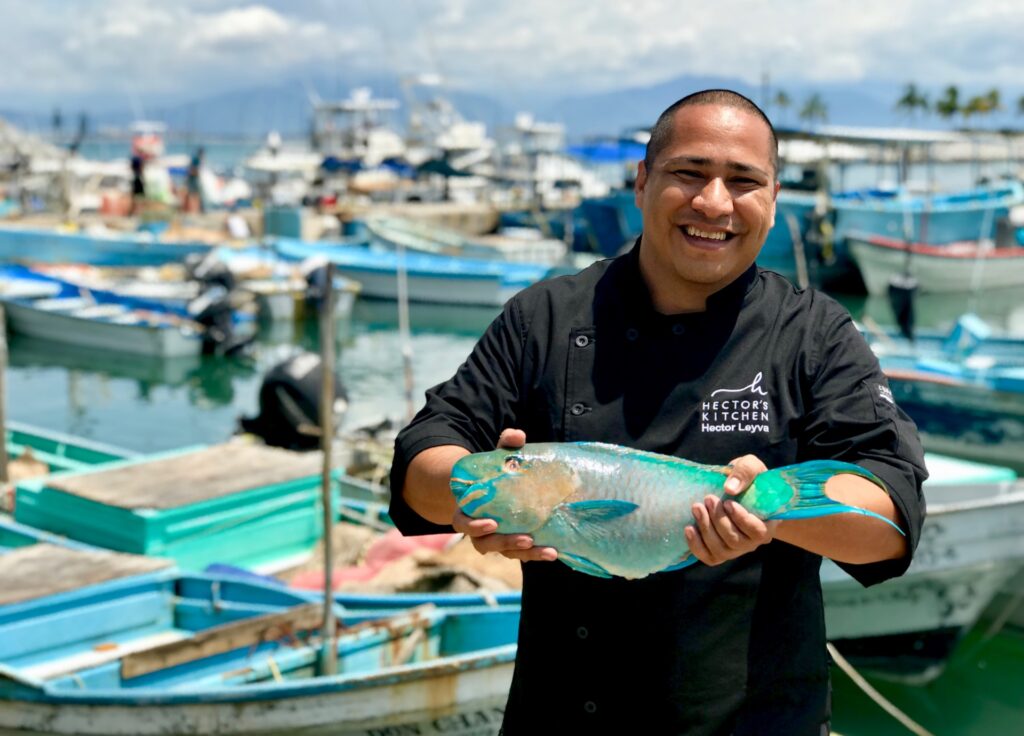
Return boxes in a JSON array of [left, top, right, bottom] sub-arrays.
[[701, 372, 772, 434], [877, 384, 895, 405]]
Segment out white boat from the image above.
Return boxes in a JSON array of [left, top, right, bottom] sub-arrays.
[[0, 270, 202, 358], [275, 239, 549, 307], [366, 214, 569, 265], [821, 453, 1024, 681], [848, 232, 1024, 294]]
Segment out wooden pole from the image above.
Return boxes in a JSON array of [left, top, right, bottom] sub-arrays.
[[395, 235, 415, 423], [318, 263, 337, 675], [0, 304, 7, 484]]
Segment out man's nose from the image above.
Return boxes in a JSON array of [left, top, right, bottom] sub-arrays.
[[691, 178, 733, 219]]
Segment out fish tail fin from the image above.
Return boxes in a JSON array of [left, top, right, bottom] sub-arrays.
[[767, 460, 905, 535]]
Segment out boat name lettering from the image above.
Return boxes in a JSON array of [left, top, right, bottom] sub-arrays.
[[366, 707, 504, 736]]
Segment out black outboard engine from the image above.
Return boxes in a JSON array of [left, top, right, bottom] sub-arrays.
[[239, 352, 348, 450], [184, 252, 252, 356], [301, 256, 331, 313]]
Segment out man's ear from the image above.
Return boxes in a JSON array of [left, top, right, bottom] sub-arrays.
[[634, 160, 648, 209]]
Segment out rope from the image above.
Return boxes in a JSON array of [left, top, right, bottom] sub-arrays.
[[827, 643, 936, 736]]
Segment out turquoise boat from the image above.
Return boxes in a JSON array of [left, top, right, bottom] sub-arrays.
[[0, 225, 213, 267], [5, 420, 135, 475], [0, 545, 518, 735], [832, 182, 1024, 246]]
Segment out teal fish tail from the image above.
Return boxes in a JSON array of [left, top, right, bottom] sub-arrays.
[[766, 460, 905, 535]]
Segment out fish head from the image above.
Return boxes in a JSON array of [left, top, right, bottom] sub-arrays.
[[450, 445, 577, 533]]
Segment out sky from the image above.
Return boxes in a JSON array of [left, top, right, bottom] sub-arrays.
[[2, 0, 1022, 113]]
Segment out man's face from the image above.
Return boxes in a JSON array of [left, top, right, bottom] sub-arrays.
[[633, 104, 780, 312]]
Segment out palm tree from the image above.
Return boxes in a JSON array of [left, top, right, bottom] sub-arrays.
[[799, 93, 828, 129], [772, 90, 792, 125], [935, 86, 960, 125], [895, 83, 929, 122]]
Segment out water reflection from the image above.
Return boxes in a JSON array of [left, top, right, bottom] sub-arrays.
[[353, 299, 500, 336]]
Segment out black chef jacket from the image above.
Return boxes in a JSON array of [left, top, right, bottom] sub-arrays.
[[390, 241, 928, 736]]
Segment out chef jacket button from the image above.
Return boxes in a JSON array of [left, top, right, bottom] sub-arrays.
[[576, 626, 589, 639], [584, 701, 597, 714], [625, 327, 639, 341], [570, 403, 587, 416], [574, 335, 590, 348], [672, 323, 685, 336]]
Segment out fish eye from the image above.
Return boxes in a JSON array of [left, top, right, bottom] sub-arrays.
[[504, 455, 523, 472]]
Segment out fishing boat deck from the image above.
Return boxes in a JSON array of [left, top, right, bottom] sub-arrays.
[[0, 544, 172, 606], [45, 442, 322, 510]]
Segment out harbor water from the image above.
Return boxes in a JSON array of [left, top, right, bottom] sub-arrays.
[[4, 289, 1024, 734]]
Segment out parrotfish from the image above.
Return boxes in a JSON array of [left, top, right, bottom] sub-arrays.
[[450, 442, 902, 580]]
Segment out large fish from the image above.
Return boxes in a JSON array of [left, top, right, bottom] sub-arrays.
[[450, 442, 902, 580]]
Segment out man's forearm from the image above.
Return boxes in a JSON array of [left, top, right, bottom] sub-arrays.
[[772, 474, 909, 564], [403, 445, 472, 525]]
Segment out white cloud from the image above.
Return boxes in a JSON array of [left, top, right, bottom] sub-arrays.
[[1, 0, 1024, 108]]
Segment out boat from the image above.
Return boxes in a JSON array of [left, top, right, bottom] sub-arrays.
[[275, 238, 550, 307], [860, 312, 1024, 364], [821, 454, 1024, 681], [832, 181, 1024, 246], [848, 232, 1024, 295], [0, 225, 213, 267], [0, 265, 205, 358], [205, 246, 362, 323], [0, 545, 518, 735], [365, 214, 569, 265], [879, 360, 1024, 472]]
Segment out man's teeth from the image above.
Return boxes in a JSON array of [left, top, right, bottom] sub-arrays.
[[684, 226, 727, 240]]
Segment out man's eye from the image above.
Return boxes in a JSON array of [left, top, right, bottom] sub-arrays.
[[674, 169, 702, 178]]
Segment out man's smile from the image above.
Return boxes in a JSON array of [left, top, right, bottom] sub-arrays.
[[679, 224, 737, 248]]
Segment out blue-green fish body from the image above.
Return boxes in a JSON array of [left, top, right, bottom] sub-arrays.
[[450, 442, 901, 580]]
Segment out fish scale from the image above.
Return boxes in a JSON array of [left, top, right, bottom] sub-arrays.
[[451, 442, 903, 580]]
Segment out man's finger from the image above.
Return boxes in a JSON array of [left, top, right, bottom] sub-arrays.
[[724, 454, 768, 495], [497, 428, 526, 449], [723, 501, 773, 542], [500, 547, 559, 562], [685, 525, 716, 566], [452, 510, 497, 536], [706, 496, 745, 549], [692, 501, 729, 562]]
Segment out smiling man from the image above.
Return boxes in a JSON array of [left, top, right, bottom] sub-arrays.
[[390, 90, 927, 735]]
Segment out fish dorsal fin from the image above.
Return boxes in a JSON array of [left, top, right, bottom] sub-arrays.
[[572, 442, 728, 475]]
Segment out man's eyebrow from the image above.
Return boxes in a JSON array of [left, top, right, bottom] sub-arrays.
[[662, 156, 769, 179]]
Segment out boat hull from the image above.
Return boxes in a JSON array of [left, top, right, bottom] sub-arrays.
[[3, 301, 200, 358], [0, 652, 514, 736], [849, 235, 1024, 294]]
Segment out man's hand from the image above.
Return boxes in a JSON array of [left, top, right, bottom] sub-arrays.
[[684, 454, 778, 566], [452, 428, 558, 563]]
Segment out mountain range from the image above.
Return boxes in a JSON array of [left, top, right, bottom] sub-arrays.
[[4, 72, 1023, 144]]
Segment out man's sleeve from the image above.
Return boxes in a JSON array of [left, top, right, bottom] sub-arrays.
[[798, 311, 928, 587], [388, 298, 527, 535]]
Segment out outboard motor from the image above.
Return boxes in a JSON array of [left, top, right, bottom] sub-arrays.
[[187, 285, 252, 356], [301, 256, 331, 314], [185, 251, 237, 292], [239, 352, 348, 450]]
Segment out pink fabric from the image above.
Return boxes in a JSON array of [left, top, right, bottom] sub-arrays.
[[290, 529, 459, 590]]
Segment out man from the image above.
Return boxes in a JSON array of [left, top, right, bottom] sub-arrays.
[[389, 90, 927, 735]]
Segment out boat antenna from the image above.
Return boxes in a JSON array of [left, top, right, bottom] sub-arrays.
[[317, 262, 338, 675]]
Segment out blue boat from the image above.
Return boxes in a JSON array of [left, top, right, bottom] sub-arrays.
[[832, 182, 1024, 263], [0, 226, 214, 267], [275, 238, 550, 307], [0, 544, 518, 735]]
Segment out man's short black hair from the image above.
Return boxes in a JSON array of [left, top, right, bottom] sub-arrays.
[[643, 89, 779, 178]]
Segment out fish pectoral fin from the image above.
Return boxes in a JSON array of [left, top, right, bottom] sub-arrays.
[[559, 551, 613, 578], [661, 553, 698, 573], [561, 499, 639, 523]]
